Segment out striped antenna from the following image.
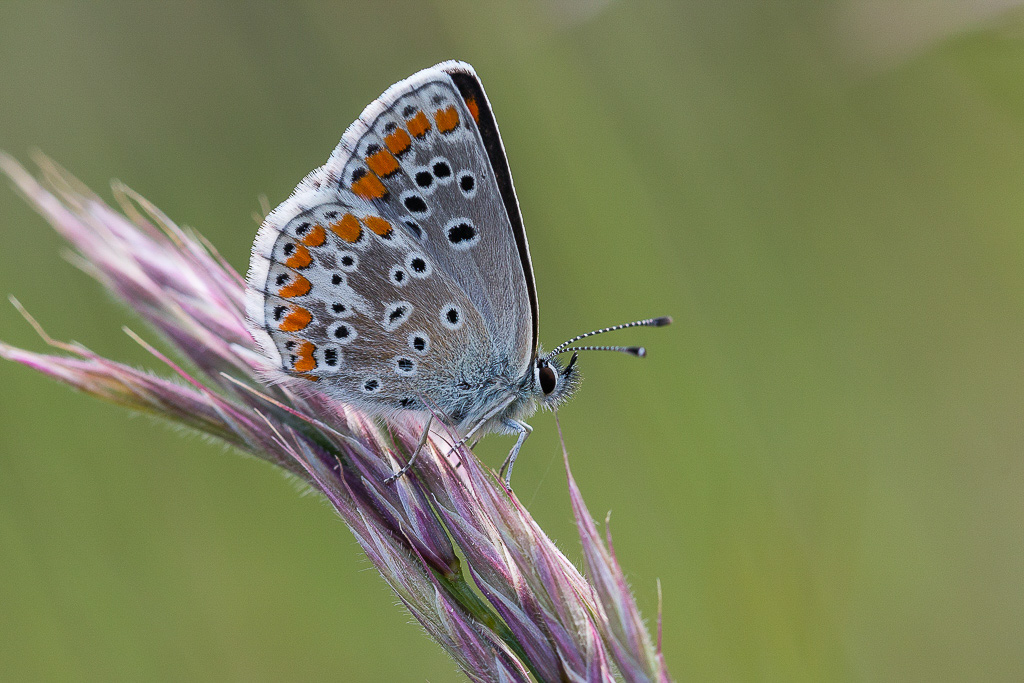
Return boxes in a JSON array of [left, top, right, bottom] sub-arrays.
[[559, 345, 646, 357], [548, 316, 671, 358]]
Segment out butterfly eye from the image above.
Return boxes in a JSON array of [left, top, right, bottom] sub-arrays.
[[538, 363, 557, 395]]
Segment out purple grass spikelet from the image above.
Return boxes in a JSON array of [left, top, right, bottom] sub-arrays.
[[1, 154, 672, 682]]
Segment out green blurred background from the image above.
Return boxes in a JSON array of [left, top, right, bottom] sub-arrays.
[[2, 1, 1024, 680]]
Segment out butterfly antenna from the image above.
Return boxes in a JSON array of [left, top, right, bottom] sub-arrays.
[[560, 345, 648, 357], [549, 316, 672, 357]]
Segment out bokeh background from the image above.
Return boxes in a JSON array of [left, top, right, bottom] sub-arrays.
[[2, 1, 1024, 680]]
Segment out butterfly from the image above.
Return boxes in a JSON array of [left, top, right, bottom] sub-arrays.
[[245, 61, 670, 485]]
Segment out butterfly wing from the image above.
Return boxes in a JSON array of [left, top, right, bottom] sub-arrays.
[[247, 188, 489, 415], [323, 61, 538, 368], [246, 62, 537, 419], [442, 63, 538, 357]]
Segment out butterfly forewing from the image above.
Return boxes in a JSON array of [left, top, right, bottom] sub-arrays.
[[324, 63, 535, 369], [445, 67, 539, 356], [246, 62, 536, 416]]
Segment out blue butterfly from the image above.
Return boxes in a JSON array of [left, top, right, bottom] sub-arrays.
[[246, 61, 670, 484]]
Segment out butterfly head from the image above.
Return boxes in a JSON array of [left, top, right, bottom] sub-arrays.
[[533, 352, 580, 409]]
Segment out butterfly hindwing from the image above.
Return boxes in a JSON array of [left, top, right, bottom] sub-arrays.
[[248, 190, 488, 413]]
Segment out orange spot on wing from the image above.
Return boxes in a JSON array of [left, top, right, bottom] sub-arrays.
[[435, 106, 459, 133], [301, 224, 326, 247], [293, 341, 317, 373], [384, 128, 411, 156], [279, 306, 311, 332], [284, 244, 312, 269], [329, 214, 362, 243], [362, 215, 392, 237], [278, 274, 311, 298], [351, 173, 388, 200], [366, 148, 399, 177], [465, 97, 479, 123], [406, 111, 431, 137]]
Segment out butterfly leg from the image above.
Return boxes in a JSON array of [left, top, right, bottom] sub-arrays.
[[384, 414, 433, 484], [452, 437, 482, 471], [498, 420, 532, 487], [444, 395, 516, 460]]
